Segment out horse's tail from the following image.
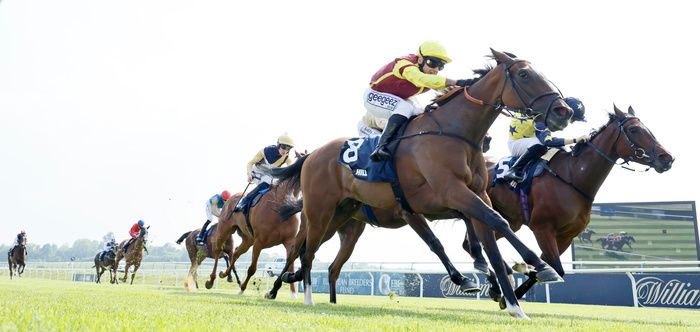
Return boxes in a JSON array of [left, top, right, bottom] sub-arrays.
[[279, 198, 303, 221], [270, 154, 308, 193], [176, 231, 192, 245]]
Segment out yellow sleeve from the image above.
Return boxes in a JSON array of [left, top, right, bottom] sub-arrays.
[[246, 149, 265, 174], [399, 61, 447, 90]]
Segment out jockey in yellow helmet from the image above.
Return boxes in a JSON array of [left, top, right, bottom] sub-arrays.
[[233, 134, 295, 213], [363, 41, 471, 160]]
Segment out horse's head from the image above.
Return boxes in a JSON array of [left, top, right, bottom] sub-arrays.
[[608, 105, 674, 173], [139, 226, 150, 244], [489, 49, 573, 131]]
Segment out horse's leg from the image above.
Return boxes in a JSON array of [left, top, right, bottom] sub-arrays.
[[329, 220, 366, 304], [226, 235, 254, 289], [403, 213, 479, 293], [122, 262, 130, 283], [239, 241, 262, 295], [463, 218, 489, 273], [205, 226, 234, 289], [222, 254, 233, 283], [130, 263, 140, 285], [266, 211, 307, 300], [448, 188, 561, 284], [8, 258, 12, 280], [97, 266, 104, 284], [463, 218, 502, 301], [515, 228, 568, 299]]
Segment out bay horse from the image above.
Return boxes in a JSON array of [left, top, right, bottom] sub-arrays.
[[8, 242, 26, 279], [468, 105, 673, 307], [269, 50, 574, 319], [112, 226, 149, 284], [175, 224, 239, 290], [93, 249, 117, 283], [205, 179, 300, 298]]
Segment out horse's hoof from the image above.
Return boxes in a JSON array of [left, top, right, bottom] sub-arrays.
[[227, 276, 233, 283], [536, 267, 564, 284], [488, 288, 502, 302], [474, 261, 489, 274], [205, 280, 213, 289], [460, 277, 480, 294], [499, 297, 507, 310], [219, 271, 228, 279], [265, 291, 277, 300]]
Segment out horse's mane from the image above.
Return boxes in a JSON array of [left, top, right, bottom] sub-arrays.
[[433, 62, 494, 100], [571, 113, 617, 156]]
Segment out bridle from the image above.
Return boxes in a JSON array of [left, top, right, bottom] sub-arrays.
[[463, 59, 564, 121], [586, 116, 657, 172]]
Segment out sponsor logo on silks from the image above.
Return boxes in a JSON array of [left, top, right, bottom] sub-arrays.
[[367, 92, 399, 111], [636, 277, 700, 308], [354, 169, 368, 177], [439, 275, 487, 298]]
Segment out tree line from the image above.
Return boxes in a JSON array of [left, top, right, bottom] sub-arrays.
[[2, 232, 272, 262]]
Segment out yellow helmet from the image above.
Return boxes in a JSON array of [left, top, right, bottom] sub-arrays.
[[277, 134, 294, 147], [418, 40, 452, 63]]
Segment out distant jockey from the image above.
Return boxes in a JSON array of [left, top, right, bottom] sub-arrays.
[[195, 190, 231, 246]]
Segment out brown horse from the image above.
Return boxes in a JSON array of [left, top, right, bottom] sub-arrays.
[[112, 226, 149, 284], [468, 105, 673, 307], [93, 249, 117, 283], [175, 224, 238, 290], [269, 50, 573, 319], [8, 242, 26, 279], [205, 179, 300, 298]]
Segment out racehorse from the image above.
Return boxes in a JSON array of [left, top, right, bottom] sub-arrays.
[[597, 233, 636, 251], [269, 50, 574, 319], [577, 228, 596, 243], [176, 224, 238, 290], [205, 179, 300, 298], [112, 226, 149, 284], [471, 105, 672, 307], [8, 242, 26, 279], [93, 248, 117, 283]]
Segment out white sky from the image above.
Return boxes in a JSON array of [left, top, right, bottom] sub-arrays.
[[1, 1, 697, 265]]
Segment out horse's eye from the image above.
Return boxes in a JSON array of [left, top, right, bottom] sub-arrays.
[[518, 70, 529, 79], [629, 127, 640, 134]]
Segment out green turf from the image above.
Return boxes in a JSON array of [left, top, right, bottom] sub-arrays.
[[1, 278, 699, 331]]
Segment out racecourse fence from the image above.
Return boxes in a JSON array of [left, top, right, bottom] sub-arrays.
[[5, 260, 700, 309]]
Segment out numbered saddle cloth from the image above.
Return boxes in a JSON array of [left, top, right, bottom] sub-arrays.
[[336, 136, 398, 183]]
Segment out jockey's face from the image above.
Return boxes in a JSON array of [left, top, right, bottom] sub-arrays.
[[419, 56, 444, 75], [278, 144, 291, 156]]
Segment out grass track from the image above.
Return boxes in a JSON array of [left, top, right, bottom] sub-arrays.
[[1, 278, 699, 331]]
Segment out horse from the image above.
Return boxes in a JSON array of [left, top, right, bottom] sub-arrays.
[[205, 178, 300, 298], [577, 228, 596, 243], [93, 248, 117, 283], [268, 49, 574, 319], [112, 226, 149, 284], [467, 105, 672, 307], [597, 234, 636, 251], [175, 224, 238, 290], [8, 243, 26, 279]]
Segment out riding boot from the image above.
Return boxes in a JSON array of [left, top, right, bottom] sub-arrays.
[[196, 220, 211, 246], [233, 183, 265, 212], [503, 144, 548, 183], [369, 114, 408, 161]]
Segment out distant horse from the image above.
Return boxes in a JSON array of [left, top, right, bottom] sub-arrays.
[[93, 248, 117, 283], [205, 179, 300, 298], [597, 234, 636, 251], [471, 105, 672, 306], [112, 226, 149, 284], [175, 224, 238, 290], [8, 242, 26, 279], [578, 228, 596, 243], [268, 50, 573, 319]]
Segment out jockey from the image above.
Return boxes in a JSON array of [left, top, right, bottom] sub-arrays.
[[233, 134, 294, 212], [365, 40, 471, 161], [99, 238, 117, 261], [195, 190, 232, 246], [502, 97, 589, 183], [124, 220, 145, 253], [10, 230, 27, 256]]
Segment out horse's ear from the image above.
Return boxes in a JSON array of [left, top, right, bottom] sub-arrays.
[[490, 48, 513, 65], [613, 103, 625, 118], [627, 105, 636, 116], [147, 225, 150, 229]]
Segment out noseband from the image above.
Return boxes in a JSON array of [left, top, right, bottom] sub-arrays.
[[586, 116, 656, 172]]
